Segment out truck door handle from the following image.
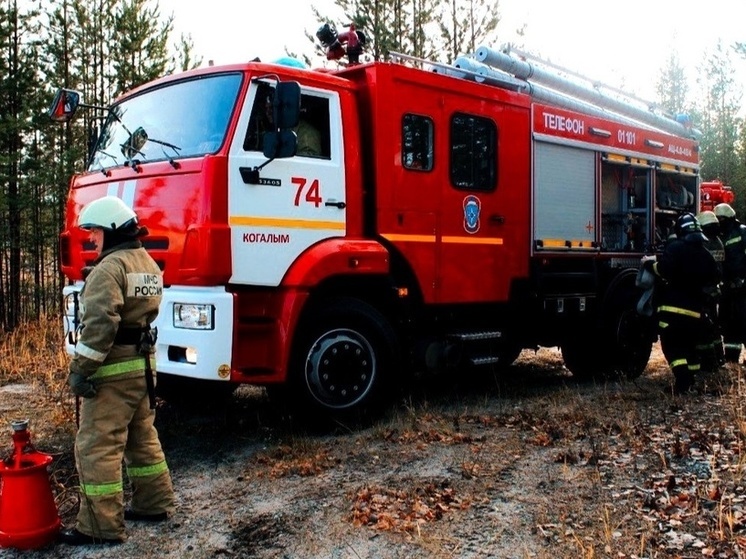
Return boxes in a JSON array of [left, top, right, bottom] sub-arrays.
[[489, 214, 505, 224], [325, 200, 346, 209]]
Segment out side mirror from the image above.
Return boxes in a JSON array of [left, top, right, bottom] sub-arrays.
[[48, 88, 82, 122], [273, 81, 301, 130], [263, 130, 298, 159]]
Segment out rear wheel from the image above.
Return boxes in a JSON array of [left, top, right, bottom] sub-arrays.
[[288, 297, 398, 417], [605, 298, 654, 379], [561, 332, 601, 379], [561, 278, 654, 380]]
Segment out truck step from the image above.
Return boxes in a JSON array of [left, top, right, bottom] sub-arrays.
[[470, 356, 503, 366], [449, 331, 502, 342]]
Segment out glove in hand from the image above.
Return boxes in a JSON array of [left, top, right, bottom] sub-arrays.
[[642, 259, 655, 273], [68, 372, 96, 398]]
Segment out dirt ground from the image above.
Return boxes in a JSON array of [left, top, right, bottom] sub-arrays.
[[2, 344, 746, 558]]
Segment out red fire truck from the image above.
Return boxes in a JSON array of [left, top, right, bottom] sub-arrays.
[[50, 38, 702, 416], [700, 180, 735, 212]]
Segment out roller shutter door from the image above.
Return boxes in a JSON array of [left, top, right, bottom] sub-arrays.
[[534, 142, 595, 245]]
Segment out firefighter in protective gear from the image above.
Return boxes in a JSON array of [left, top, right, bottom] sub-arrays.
[[696, 210, 726, 370], [60, 196, 175, 546], [644, 213, 720, 393], [714, 202, 746, 362]]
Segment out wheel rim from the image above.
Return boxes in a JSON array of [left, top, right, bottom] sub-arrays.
[[304, 328, 376, 409]]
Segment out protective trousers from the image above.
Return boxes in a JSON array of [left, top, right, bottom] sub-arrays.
[[720, 287, 746, 362], [658, 311, 701, 393], [696, 305, 725, 372], [75, 375, 175, 540]]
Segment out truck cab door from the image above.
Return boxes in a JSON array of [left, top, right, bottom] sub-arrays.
[[437, 108, 530, 303], [227, 81, 345, 286]]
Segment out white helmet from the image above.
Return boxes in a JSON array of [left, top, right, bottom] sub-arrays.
[[78, 196, 138, 230], [714, 203, 736, 219], [696, 210, 718, 227]]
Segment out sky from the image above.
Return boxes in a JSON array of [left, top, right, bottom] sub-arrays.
[[156, 0, 745, 105]]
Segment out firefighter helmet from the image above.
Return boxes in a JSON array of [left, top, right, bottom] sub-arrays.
[[714, 203, 736, 219], [674, 212, 701, 238], [696, 210, 718, 227], [78, 196, 138, 231]]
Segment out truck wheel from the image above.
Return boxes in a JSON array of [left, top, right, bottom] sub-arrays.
[[606, 303, 654, 379], [498, 343, 523, 368], [290, 298, 398, 415], [561, 335, 600, 379]]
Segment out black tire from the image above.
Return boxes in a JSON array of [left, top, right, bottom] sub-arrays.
[[561, 278, 654, 381], [497, 342, 523, 368], [604, 297, 655, 379], [288, 297, 398, 417], [561, 333, 601, 380]]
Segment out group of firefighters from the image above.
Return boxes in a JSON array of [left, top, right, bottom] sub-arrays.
[[642, 202, 746, 393]]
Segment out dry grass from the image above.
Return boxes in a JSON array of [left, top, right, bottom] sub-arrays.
[[0, 316, 70, 388], [0, 316, 75, 458]]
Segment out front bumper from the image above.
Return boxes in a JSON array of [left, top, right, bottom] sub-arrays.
[[62, 283, 235, 382]]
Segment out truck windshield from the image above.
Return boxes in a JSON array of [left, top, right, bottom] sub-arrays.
[[89, 72, 243, 171]]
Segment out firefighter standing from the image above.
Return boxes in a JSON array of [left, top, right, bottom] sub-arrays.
[[696, 210, 726, 370], [643, 213, 720, 393], [714, 202, 746, 363], [60, 196, 175, 546]]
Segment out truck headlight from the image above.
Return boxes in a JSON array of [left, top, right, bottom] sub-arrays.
[[173, 303, 214, 330]]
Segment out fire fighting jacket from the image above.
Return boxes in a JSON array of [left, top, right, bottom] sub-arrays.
[[652, 235, 720, 317], [701, 224, 725, 276], [719, 218, 746, 286], [70, 240, 162, 383]]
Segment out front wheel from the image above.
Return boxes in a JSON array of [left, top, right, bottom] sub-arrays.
[[289, 297, 398, 416]]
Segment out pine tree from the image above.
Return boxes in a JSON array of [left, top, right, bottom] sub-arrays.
[[695, 41, 742, 189], [655, 51, 689, 118], [113, 0, 172, 94], [438, 0, 500, 63], [0, 0, 46, 328]]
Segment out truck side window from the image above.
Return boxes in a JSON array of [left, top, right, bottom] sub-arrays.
[[402, 114, 433, 171], [243, 86, 331, 159], [450, 113, 497, 191], [297, 94, 331, 159], [244, 83, 275, 152]]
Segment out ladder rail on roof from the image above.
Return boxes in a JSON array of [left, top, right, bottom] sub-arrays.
[[474, 44, 700, 140], [504, 44, 672, 118], [389, 51, 526, 91]]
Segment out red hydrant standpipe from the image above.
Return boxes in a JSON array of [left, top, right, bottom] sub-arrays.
[[0, 419, 61, 549], [11, 419, 30, 469]]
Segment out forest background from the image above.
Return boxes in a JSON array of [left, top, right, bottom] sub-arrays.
[[1, 0, 745, 334]]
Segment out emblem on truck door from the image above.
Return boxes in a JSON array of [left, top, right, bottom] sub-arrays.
[[463, 195, 481, 234]]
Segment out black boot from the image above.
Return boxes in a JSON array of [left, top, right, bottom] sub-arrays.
[[673, 369, 694, 394], [58, 528, 122, 546], [124, 508, 169, 522]]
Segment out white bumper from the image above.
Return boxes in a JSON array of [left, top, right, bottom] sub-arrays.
[[62, 283, 234, 382]]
